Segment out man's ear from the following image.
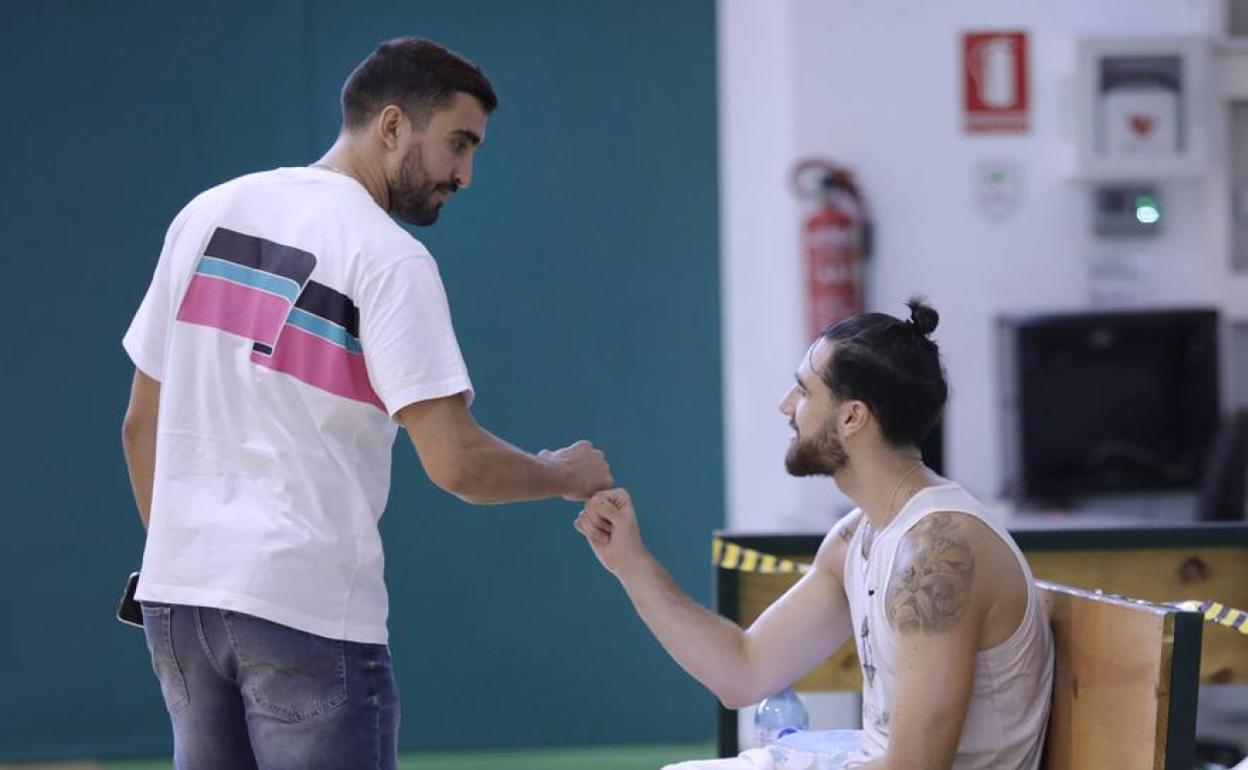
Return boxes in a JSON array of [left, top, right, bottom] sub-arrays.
[[841, 400, 870, 439], [375, 105, 405, 151]]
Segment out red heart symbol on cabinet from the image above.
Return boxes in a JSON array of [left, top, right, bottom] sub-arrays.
[[1129, 115, 1154, 136]]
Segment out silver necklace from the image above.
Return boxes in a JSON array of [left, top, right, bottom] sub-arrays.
[[886, 460, 926, 516], [862, 460, 926, 561]]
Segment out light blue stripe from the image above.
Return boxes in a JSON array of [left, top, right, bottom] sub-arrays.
[[286, 307, 363, 353], [196, 257, 300, 302]]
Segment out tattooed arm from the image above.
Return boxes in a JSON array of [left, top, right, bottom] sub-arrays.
[[866, 511, 986, 770]]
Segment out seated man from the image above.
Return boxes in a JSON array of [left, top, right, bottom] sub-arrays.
[[574, 299, 1054, 770]]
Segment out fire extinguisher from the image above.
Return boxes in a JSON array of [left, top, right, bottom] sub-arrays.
[[792, 159, 872, 340]]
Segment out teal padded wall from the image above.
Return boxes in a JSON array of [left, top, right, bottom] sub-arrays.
[[0, 0, 720, 759]]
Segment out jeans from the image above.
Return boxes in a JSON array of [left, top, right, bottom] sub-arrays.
[[140, 602, 399, 770]]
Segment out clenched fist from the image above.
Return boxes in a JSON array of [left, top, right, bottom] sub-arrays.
[[539, 440, 613, 501], [573, 487, 647, 578]]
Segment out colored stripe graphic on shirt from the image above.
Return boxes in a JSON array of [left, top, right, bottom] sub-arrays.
[[203, 227, 318, 284], [251, 325, 382, 409], [176, 274, 293, 346], [250, 280, 382, 410], [294, 280, 361, 338], [176, 228, 318, 347], [194, 257, 302, 302], [173, 227, 379, 409], [286, 307, 364, 352]]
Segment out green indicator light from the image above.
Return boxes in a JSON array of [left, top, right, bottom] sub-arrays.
[[1135, 195, 1160, 225]]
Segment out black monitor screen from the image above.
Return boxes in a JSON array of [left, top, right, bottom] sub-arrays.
[[1012, 309, 1219, 499]]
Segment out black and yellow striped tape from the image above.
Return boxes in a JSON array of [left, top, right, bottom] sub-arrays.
[[1174, 600, 1248, 636], [712, 538, 1248, 636], [711, 537, 810, 574]]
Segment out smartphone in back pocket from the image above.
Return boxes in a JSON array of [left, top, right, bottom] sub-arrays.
[[117, 571, 143, 628]]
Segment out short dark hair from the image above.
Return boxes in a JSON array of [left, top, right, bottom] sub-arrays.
[[341, 37, 498, 131], [817, 297, 948, 447]]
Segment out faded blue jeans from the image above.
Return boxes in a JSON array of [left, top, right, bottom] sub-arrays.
[[140, 602, 399, 770]]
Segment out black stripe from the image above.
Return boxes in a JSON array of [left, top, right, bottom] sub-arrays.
[[1165, 609, 1202, 770], [253, 342, 274, 356], [715, 559, 740, 758], [204, 228, 317, 285], [294, 281, 360, 338]]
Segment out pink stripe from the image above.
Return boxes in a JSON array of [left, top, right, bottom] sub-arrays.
[[251, 325, 384, 410], [176, 274, 291, 346]]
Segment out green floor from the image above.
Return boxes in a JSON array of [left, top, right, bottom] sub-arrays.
[[101, 743, 713, 770]]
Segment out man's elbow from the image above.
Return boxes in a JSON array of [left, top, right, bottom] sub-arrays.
[[713, 678, 766, 711], [426, 458, 466, 496], [426, 457, 489, 503], [121, 413, 152, 451], [709, 642, 764, 709], [717, 690, 755, 711]]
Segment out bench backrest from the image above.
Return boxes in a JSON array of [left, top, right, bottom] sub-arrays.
[[1038, 580, 1202, 770]]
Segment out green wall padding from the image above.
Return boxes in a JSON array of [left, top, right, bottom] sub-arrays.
[[1, 0, 719, 760]]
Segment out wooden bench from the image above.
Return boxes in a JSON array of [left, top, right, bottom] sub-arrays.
[[713, 522, 1248, 767]]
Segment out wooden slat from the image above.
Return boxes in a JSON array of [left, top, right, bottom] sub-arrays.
[[732, 544, 1247, 688], [1027, 548, 1248, 685], [1037, 581, 1173, 770]]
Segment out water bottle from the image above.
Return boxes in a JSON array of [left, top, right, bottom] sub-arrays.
[[754, 686, 809, 746]]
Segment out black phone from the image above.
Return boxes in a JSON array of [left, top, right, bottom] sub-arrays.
[[117, 571, 143, 628]]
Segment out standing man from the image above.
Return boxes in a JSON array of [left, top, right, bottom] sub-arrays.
[[575, 300, 1053, 770], [121, 37, 612, 769]]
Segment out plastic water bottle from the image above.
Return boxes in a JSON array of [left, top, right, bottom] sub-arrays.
[[754, 686, 809, 746]]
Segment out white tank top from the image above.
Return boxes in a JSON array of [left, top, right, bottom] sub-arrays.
[[842, 482, 1054, 769]]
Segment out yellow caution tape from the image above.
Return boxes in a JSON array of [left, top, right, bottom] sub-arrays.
[[713, 538, 1247, 635], [1175, 600, 1248, 636], [712, 538, 810, 574]]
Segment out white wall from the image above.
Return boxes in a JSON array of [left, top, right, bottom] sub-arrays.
[[720, 0, 1235, 533], [719, 0, 839, 534]]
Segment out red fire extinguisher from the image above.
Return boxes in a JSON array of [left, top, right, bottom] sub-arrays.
[[792, 159, 872, 340]]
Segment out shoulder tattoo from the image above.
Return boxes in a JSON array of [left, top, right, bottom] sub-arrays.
[[885, 512, 975, 635], [836, 513, 864, 544]]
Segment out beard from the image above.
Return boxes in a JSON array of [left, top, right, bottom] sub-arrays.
[[785, 422, 849, 477], [389, 145, 458, 226]]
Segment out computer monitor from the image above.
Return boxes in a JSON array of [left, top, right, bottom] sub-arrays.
[[998, 308, 1220, 503]]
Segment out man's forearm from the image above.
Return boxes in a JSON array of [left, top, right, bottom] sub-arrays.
[[121, 420, 156, 530], [450, 429, 568, 503], [401, 395, 607, 503], [615, 553, 757, 707]]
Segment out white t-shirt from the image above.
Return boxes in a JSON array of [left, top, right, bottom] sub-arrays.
[[123, 167, 473, 644], [843, 483, 1054, 769]]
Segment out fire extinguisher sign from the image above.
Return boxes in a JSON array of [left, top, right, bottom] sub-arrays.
[[963, 31, 1029, 133]]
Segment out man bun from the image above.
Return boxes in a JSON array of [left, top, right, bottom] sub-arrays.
[[906, 296, 939, 337]]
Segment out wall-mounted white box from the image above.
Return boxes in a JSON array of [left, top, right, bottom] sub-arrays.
[[1076, 36, 1212, 180]]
